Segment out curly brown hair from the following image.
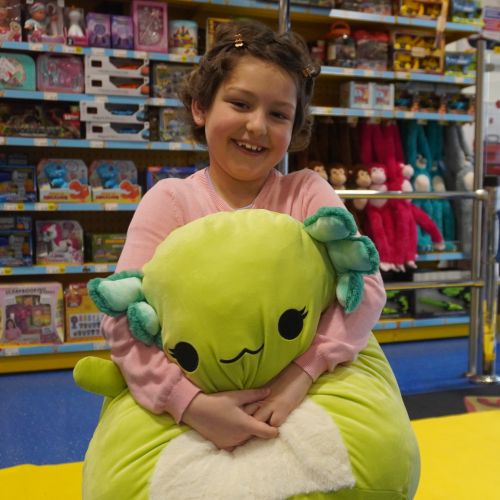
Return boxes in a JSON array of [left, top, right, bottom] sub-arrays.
[[178, 20, 320, 152]]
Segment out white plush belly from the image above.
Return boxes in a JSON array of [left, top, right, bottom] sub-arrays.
[[149, 398, 354, 500]]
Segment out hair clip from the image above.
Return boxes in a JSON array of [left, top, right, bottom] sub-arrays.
[[234, 34, 244, 48], [302, 64, 316, 78]]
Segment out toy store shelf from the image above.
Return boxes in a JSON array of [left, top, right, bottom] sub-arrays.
[[319, 66, 475, 86], [374, 315, 470, 343], [0, 202, 138, 212], [0, 341, 110, 374], [0, 137, 204, 151], [0, 40, 201, 64], [309, 106, 474, 122], [0, 89, 183, 108], [416, 252, 468, 262], [0, 263, 116, 276]]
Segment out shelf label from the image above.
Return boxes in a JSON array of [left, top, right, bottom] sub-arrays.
[[89, 140, 105, 148], [94, 264, 110, 273], [5, 347, 19, 356], [91, 47, 106, 55], [0, 136, 5, 145], [103, 203, 119, 211], [169, 142, 182, 150], [113, 49, 128, 58], [30, 43, 43, 51], [45, 265, 66, 274], [35, 202, 57, 211], [34, 138, 49, 146], [43, 92, 58, 100], [3, 203, 23, 211], [0, 267, 12, 275]]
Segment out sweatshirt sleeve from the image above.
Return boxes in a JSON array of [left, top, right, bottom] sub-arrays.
[[293, 172, 387, 379], [101, 182, 201, 423]]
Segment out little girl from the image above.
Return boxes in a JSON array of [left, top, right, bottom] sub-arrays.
[[102, 19, 386, 450]]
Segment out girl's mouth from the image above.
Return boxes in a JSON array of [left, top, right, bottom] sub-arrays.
[[233, 139, 266, 154]]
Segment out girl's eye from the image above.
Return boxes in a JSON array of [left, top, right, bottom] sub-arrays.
[[272, 112, 289, 121], [230, 101, 248, 109]]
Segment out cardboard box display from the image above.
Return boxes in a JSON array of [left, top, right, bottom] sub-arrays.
[[0, 215, 33, 267]]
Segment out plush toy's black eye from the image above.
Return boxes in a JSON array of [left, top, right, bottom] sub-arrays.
[[278, 308, 308, 340], [168, 342, 199, 372]]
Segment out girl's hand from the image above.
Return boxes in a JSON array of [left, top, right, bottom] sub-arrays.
[[181, 388, 279, 451], [245, 363, 313, 427]]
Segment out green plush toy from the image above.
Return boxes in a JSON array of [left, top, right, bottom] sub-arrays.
[[75, 208, 420, 500]]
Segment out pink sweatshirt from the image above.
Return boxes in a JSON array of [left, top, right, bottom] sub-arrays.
[[103, 168, 386, 423]]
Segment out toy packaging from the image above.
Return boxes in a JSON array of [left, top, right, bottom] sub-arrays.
[[35, 219, 84, 265], [0, 215, 33, 267], [36, 54, 84, 93], [111, 15, 134, 49], [371, 82, 394, 110], [0, 163, 37, 202], [0, 100, 81, 139], [353, 30, 389, 71], [380, 289, 413, 319], [168, 20, 198, 56], [325, 22, 356, 68], [64, 6, 87, 46], [445, 52, 476, 78], [152, 63, 192, 98], [146, 165, 197, 190], [339, 81, 371, 109], [337, 0, 392, 15], [85, 54, 149, 78], [0, 0, 22, 42], [64, 282, 104, 342], [159, 107, 191, 142], [86, 12, 111, 47], [0, 52, 36, 91], [205, 17, 230, 52], [413, 270, 470, 318], [37, 158, 91, 202], [392, 31, 444, 74], [399, 0, 442, 18], [85, 121, 150, 142], [450, 0, 482, 25], [23, 0, 65, 44], [80, 101, 147, 124], [132, 0, 168, 53], [85, 73, 149, 96], [0, 282, 64, 344], [85, 233, 126, 262], [89, 160, 142, 203]]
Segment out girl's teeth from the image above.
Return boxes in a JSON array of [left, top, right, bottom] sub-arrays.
[[236, 141, 263, 152]]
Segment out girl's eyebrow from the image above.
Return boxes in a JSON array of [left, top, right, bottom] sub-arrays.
[[225, 86, 296, 111]]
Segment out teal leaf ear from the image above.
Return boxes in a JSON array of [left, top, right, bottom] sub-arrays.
[[326, 236, 380, 275], [88, 270, 144, 316], [127, 302, 162, 349], [304, 207, 356, 242], [337, 273, 364, 313]]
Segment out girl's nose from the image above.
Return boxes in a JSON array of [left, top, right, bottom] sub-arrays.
[[246, 109, 267, 136]]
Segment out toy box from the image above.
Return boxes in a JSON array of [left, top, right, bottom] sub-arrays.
[[0, 164, 36, 202], [146, 165, 197, 189], [132, 0, 168, 53], [0, 215, 33, 267], [85, 121, 150, 142], [111, 15, 134, 49], [168, 20, 198, 56], [152, 63, 191, 99], [35, 220, 84, 265], [0, 282, 64, 344], [0, 0, 22, 42], [205, 17, 231, 52], [336, 0, 392, 15], [37, 159, 90, 202], [159, 107, 191, 142], [85, 54, 149, 78], [0, 52, 36, 91], [85, 73, 149, 96], [0, 101, 81, 139], [23, 0, 65, 44], [445, 52, 476, 78], [392, 31, 444, 74], [353, 30, 389, 71], [86, 12, 110, 47], [371, 82, 394, 110], [380, 289, 413, 319], [413, 270, 470, 318], [80, 101, 147, 124], [64, 6, 87, 46], [450, 0, 482, 25], [339, 81, 371, 109], [64, 282, 104, 341], [36, 54, 84, 93], [85, 233, 126, 262], [399, 0, 442, 18], [89, 160, 142, 203]]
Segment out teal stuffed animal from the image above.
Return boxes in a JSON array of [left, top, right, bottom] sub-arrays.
[[75, 207, 419, 500]]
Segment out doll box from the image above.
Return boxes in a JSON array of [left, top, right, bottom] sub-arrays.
[[0, 282, 64, 345], [80, 101, 147, 124], [23, 0, 65, 44], [159, 107, 191, 142], [85, 54, 149, 78], [0, 52, 36, 91], [132, 0, 168, 53], [35, 220, 84, 265], [85, 233, 126, 262], [37, 159, 91, 203], [0, 215, 33, 267], [0, 165, 37, 202], [111, 15, 134, 50], [152, 63, 192, 99], [85, 121, 150, 142], [0, 0, 22, 43], [339, 81, 372, 109], [36, 53, 85, 93], [146, 165, 197, 190], [86, 12, 111, 48], [64, 283, 104, 341], [64, 7, 88, 46], [85, 73, 149, 96], [89, 160, 142, 203]]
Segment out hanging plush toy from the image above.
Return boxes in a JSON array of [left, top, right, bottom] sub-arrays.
[[74, 208, 419, 500]]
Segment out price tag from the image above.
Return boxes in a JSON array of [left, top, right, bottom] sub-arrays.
[[169, 142, 182, 150], [113, 49, 127, 58], [34, 138, 49, 146], [5, 347, 20, 356], [0, 267, 12, 275], [30, 43, 43, 51], [0, 136, 6, 145], [91, 47, 106, 55], [403, 112, 414, 119], [103, 203, 119, 211], [94, 264, 110, 273], [89, 140, 105, 148], [363, 69, 375, 77], [95, 95, 108, 103], [3, 203, 23, 211], [43, 92, 58, 100], [135, 51, 147, 59]]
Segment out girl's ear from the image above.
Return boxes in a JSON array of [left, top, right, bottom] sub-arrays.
[[191, 100, 206, 127]]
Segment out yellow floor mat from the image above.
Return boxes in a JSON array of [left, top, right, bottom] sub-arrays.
[[1, 411, 499, 500]]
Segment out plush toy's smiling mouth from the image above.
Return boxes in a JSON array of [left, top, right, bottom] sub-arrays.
[[219, 344, 264, 364]]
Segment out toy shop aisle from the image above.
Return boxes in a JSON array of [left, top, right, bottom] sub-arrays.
[[1, 337, 500, 499]]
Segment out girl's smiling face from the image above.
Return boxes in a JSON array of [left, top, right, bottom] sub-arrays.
[[191, 55, 297, 200]]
